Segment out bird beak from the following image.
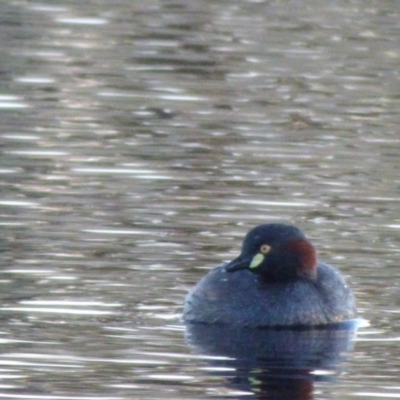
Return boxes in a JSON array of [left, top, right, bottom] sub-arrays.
[[225, 256, 251, 272], [225, 253, 266, 272]]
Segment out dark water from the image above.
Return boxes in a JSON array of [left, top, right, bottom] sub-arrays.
[[1, 0, 400, 399]]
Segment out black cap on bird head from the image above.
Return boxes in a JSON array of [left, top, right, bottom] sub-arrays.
[[225, 223, 317, 282]]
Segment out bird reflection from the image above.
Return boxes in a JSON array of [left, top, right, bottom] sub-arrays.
[[185, 322, 357, 399]]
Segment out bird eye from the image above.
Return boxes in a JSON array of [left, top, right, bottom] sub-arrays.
[[260, 244, 271, 254]]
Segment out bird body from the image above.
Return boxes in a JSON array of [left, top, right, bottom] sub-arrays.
[[183, 223, 356, 328]]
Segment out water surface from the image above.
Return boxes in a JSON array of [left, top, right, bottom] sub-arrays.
[[1, 0, 400, 399]]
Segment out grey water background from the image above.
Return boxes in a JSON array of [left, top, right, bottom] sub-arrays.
[[1, 0, 400, 399]]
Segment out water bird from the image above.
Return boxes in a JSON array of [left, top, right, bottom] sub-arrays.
[[183, 223, 357, 328]]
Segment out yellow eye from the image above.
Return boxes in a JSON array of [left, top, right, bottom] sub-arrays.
[[260, 244, 271, 254]]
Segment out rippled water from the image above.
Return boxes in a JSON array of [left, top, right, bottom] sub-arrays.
[[1, 0, 400, 399]]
